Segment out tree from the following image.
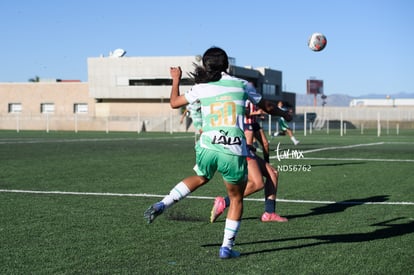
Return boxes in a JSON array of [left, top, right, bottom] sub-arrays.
[[28, 76, 40, 82]]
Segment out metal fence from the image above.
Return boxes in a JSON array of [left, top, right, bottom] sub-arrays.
[[297, 106, 413, 122], [0, 112, 190, 133], [1, 106, 413, 133]]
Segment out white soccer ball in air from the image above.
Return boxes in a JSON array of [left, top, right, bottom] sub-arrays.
[[308, 32, 327, 52]]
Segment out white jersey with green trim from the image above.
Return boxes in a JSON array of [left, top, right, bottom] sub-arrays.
[[184, 73, 262, 156], [188, 100, 202, 130]]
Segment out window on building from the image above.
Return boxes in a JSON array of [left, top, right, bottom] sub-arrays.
[[40, 103, 55, 114], [129, 78, 194, 86], [262, 84, 276, 96], [262, 84, 281, 96], [74, 103, 88, 114], [8, 103, 22, 113]]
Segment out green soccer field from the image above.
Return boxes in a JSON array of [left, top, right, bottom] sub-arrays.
[[1, 129, 413, 274]]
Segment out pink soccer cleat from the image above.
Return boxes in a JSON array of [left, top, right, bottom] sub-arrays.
[[210, 196, 226, 223], [261, 212, 288, 222]]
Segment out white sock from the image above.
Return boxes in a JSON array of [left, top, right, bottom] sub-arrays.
[[291, 136, 298, 143], [161, 181, 191, 209], [222, 219, 241, 249]]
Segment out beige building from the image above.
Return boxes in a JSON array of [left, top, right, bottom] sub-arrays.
[[0, 54, 289, 132]]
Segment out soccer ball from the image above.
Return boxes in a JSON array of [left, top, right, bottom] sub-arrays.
[[308, 33, 327, 52]]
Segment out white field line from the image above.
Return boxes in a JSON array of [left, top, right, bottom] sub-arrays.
[[302, 142, 385, 154], [270, 142, 414, 162], [3, 138, 413, 163], [1, 189, 413, 205], [1, 141, 412, 204], [302, 157, 414, 162]]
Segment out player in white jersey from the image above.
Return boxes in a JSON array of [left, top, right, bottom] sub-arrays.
[[144, 47, 292, 259], [187, 95, 287, 223]]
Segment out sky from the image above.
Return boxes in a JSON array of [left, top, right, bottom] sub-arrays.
[[1, 0, 413, 97]]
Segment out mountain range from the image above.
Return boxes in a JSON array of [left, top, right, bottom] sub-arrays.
[[296, 92, 414, 107]]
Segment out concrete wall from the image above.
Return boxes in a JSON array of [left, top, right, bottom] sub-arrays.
[[87, 56, 200, 99], [296, 106, 414, 130], [0, 83, 93, 116]]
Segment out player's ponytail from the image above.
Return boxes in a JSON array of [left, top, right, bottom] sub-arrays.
[[190, 47, 229, 83]]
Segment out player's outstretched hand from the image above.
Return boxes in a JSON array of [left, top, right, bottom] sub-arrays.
[[170, 67, 182, 82]]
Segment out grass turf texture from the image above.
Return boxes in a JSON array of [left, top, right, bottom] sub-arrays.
[[1, 130, 413, 274]]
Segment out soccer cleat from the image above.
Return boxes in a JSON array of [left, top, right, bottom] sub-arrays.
[[261, 212, 288, 222], [210, 196, 226, 223], [219, 247, 241, 259], [294, 140, 300, 146], [144, 202, 165, 224]]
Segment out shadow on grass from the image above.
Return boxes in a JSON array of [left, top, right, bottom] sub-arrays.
[[285, 195, 390, 220], [240, 217, 414, 256], [202, 217, 414, 257], [165, 211, 206, 222], [200, 195, 391, 223], [309, 161, 366, 167]]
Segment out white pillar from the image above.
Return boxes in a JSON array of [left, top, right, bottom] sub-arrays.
[[46, 113, 50, 133], [106, 116, 109, 134], [377, 112, 381, 137], [268, 114, 272, 136], [304, 112, 307, 136], [137, 112, 141, 134], [16, 114, 20, 133], [74, 114, 78, 133]]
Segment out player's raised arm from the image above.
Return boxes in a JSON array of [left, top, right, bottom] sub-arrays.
[[245, 82, 292, 122], [257, 99, 293, 122], [169, 66, 188, 108]]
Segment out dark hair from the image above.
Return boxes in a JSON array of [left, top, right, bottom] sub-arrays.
[[190, 47, 229, 83]]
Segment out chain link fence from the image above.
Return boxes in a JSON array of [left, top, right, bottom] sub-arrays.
[[1, 106, 413, 134]]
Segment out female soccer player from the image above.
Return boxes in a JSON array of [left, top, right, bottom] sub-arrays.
[[273, 101, 299, 145], [144, 47, 291, 259], [244, 98, 270, 162]]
